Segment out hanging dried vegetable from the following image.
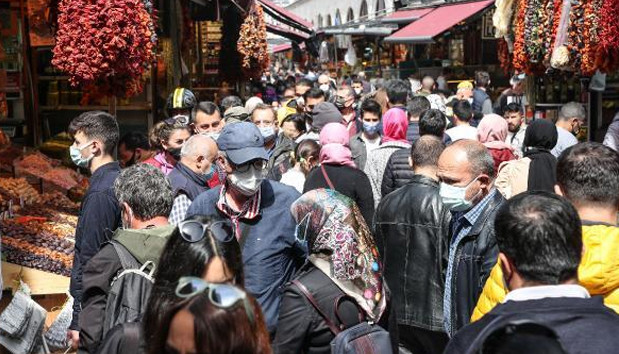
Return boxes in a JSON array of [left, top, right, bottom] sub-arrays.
[[594, 0, 619, 73], [511, 0, 528, 72], [237, 3, 270, 79], [52, 0, 157, 98], [543, 0, 563, 65], [492, 0, 515, 39], [497, 38, 513, 74], [580, 0, 602, 76], [565, 0, 585, 71], [523, 0, 544, 64]]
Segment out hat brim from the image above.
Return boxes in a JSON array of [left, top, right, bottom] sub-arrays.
[[225, 146, 269, 165]]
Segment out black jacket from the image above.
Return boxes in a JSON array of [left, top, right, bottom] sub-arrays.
[[349, 132, 368, 171], [374, 175, 451, 332], [168, 162, 209, 201], [70, 162, 121, 330], [267, 134, 295, 181], [273, 263, 398, 354], [447, 191, 504, 335], [446, 296, 619, 354], [381, 148, 414, 198]]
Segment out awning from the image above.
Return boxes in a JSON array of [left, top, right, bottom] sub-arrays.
[[324, 25, 396, 36], [258, 0, 313, 34], [271, 43, 292, 54], [384, 0, 494, 43], [266, 23, 310, 42], [381, 8, 433, 24]]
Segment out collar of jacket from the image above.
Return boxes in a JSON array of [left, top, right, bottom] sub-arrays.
[[467, 190, 504, 236], [176, 161, 208, 186], [409, 174, 440, 188], [112, 224, 176, 265], [91, 161, 120, 182]]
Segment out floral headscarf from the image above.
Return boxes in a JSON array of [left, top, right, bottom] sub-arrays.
[[291, 189, 383, 306]]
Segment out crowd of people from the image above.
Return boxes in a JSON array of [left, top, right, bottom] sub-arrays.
[[63, 69, 619, 354]]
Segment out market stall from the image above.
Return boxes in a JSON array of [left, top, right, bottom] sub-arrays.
[[493, 0, 619, 141]]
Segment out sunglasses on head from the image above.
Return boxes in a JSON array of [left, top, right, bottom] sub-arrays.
[[175, 276, 254, 324], [178, 220, 235, 243], [165, 115, 190, 126]]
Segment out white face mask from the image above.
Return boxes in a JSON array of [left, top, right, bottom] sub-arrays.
[[201, 131, 220, 141], [319, 84, 330, 92], [228, 165, 266, 196], [439, 176, 481, 212]]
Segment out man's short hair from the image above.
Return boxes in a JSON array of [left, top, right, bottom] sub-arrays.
[[419, 109, 447, 137], [221, 96, 243, 112], [304, 87, 325, 101], [361, 99, 382, 118], [411, 135, 444, 168], [251, 103, 275, 120], [475, 71, 491, 87], [495, 191, 582, 285], [557, 142, 619, 209], [504, 102, 523, 115], [192, 101, 220, 123], [296, 78, 314, 88], [68, 111, 119, 155], [385, 79, 410, 105], [119, 131, 150, 151], [453, 100, 473, 122], [114, 163, 174, 220], [337, 86, 355, 99], [558, 102, 586, 122], [407, 96, 431, 118]]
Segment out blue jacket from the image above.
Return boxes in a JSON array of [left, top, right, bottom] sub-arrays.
[[186, 179, 306, 334], [70, 162, 121, 330], [168, 162, 209, 200]]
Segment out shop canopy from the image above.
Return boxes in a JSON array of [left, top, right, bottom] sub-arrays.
[[271, 43, 292, 54], [381, 8, 433, 24], [258, 0, 313, 35], [384, 0, 494, 43]]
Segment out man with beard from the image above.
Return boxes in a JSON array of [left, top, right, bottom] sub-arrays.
[[503, 103, 527, 157]]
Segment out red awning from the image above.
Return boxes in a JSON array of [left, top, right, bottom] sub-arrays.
[[271, 43, 292, 54], [258, 0, 313, 32], [381, 8, 433, 24], [266, 23, 310, 42], [384, 0, 494, 43]]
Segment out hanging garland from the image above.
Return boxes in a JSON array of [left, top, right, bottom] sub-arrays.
[[523, 0, 544, 64], [543, 0, 563, 66], [565, 0, 585, 71], [594, 0, 619, 73], [511, 0, 528, 72], [580, 0, 602, 76], [52, 0, 157, 98], [237, 3, 270, 79]]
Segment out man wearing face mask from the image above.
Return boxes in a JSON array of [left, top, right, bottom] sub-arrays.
[[67, 111, 122, 349], [185, 122, 306, 335], [350, 99, 382, 170], [336, 86, 362, 138], [551, 101, 585, 157], [436, 140, 505, 337], [191, 101, 225, 140], [168, 135, 219, 225], [117, 132, 155, 168], [251, 104, 294, 181], [317, 74, 335, 102], [78, 164, 174, 353], [351, 79, 364, 100]]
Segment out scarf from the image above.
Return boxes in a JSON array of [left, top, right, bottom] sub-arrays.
[[381, 108, 409, 144], [291, 189, 384, 314], [523, 119, 558, 192], [478, 114, 514, 150], [319, 123, 356, 168], [154, 151, 175, 175]]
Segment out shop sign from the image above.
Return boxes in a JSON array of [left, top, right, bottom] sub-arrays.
[[481, 9, 496, 39]]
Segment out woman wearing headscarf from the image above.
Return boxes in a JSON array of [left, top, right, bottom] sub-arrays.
[[273, 189, 398, 354], [304, 123, 375, 224], [363, 108, 411, 207], [495, 119, 558, 199], [477, 114, 517, 174]]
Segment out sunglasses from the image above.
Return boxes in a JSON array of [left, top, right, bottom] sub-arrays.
[[175, 276, 254, 324], [165, 115, 190, 126], [232, 159, 268, 173], [178, 220, 235, 243]]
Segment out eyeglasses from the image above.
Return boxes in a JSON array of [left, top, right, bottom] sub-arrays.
[[175, 276, 254, 324], [178, 220, 235, 243], [232, 159, 267, 173], [165, 115, 190, 126]]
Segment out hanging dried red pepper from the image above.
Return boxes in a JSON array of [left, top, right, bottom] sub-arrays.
[[237, 3, 270, 79]]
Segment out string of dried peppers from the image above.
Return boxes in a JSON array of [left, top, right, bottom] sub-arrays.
[[237, 3, 270, 79], [52, 0, 157, 98]]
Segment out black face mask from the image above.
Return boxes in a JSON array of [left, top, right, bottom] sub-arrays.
[[123, 152, 137, 168], [168, 147, 182, 161]]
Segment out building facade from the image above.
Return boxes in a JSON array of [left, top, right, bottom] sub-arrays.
[[285, 0, 397, 28]]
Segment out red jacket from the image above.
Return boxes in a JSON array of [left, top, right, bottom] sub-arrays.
[[488, 148, 516, 175]]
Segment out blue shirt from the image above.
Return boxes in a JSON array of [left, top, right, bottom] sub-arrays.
[[444, 189, 497, 335]]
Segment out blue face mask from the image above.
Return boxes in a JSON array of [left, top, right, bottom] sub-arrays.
[[363, 121, 380, 136], [204, 164, 216, 180], [70, 141, 94, 168], [439, 176, 481, 212], [259, 126, 276, 143]]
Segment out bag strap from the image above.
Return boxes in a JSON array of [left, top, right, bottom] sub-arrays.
[[110, 240, 140, 270], [292, 279, 341, 335], [320, 165, 335, 190], [333, 295, 365, 326]]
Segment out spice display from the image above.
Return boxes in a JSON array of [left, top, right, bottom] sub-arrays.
[[595, 0, 619, 73], [52, 0, 157, 98], [237, 3, 270, 78]]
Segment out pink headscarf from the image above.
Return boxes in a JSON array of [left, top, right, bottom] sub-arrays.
[[477, 114, 514, 150], [319, 123, 356, 167], [381, 108, 409, 144]]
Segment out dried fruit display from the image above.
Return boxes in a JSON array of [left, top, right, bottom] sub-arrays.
[[237, 3, 270, 78], [42, 168, 79, 190], [51, 0, 157, 98], [14, 153, 54, 175], [0, 178, 42, 205]]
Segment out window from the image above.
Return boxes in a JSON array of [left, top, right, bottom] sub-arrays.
[[335, 10, 341, 26], [347, 8, 354, 23], [326, 14, 332, 27], [375, 0, 385, 14], [359, 0, 368, 19], [318, 15, 323, 28]]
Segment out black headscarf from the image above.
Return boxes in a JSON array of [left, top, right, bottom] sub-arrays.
[[523, 119, 559, 192]]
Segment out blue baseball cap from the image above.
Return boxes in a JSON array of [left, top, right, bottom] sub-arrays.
[[216, 122, 269, 165]]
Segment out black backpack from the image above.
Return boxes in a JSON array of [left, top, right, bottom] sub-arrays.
[[293, 279, 393, 354], [102, 241, 155, 339]]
